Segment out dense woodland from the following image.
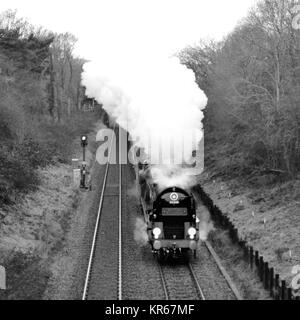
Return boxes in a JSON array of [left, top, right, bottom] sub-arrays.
[[0, 10, 100, 204], [1, 1, 300, 204], [179, 0, 300, 180]]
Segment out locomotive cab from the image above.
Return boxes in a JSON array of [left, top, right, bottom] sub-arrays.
[[149, 187, 199, 258]]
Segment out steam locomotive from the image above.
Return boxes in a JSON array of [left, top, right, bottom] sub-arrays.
[[135, 158, 200, 260]]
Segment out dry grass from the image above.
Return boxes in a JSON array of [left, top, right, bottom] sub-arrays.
[[208, 229, 271, 300], [0, 121, 103, 299], [199, 171, 300, 289], [0, 164, 77, 299]]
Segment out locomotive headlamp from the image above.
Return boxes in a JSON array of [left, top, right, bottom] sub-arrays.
[[153, 227, 162, 239], [188, 227, 197, 239]]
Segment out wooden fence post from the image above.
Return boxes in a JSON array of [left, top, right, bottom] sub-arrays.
[[255, 251, 259, 267], [196, 184, 294, 302], [287, 288, 292, 300], [250, 247, 254, 269], [244, 244, 248, 260], [264, 262, 269, 289], [275, 274, 280, 300], [269, 268, 274, 297], [259, 257, 264, 281], [281, 280, 286, 300]]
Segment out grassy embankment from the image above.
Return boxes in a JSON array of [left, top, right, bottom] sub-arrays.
[[200, 139, 300, 287], [0, 112, 99, 299]]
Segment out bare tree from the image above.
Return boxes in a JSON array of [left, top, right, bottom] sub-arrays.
[[180, 0, 300, 176]]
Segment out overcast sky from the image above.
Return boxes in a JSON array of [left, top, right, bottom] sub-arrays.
[[0, 0, 259, 61]]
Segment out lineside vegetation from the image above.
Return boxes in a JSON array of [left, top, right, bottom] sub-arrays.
[[0, 10, 102, 205]]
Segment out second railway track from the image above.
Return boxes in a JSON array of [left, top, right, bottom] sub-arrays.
[[82, 125, 123, 300]]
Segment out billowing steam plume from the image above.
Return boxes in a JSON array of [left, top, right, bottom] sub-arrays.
[[82, 56, 207, 189], [133, 218, 149, 246], [197, 203, 215, 241]]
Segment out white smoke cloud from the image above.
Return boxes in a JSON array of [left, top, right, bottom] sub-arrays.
[[82, 55, 207, 188], [197, 204, 215, 241], [150, 164, 197, 192], [133, 218, 149, 247], [126, 179, 140, 199]]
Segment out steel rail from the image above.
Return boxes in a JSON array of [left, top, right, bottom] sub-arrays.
[[118, 128, 122, 300], [82, 125, 116, 300], [158, 262, 206, 300], [156, 244, 241, 301], [158, 264, 170, 300], [204, 241, 242, 300], [188, 263, 206, 300]]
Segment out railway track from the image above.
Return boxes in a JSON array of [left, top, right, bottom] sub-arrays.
[[157, 242, 242, 300], [81, 125, 241, 300], [159, 261, 206, 300], [82, 125, 123, 300], [203, 240, 242, 300]]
